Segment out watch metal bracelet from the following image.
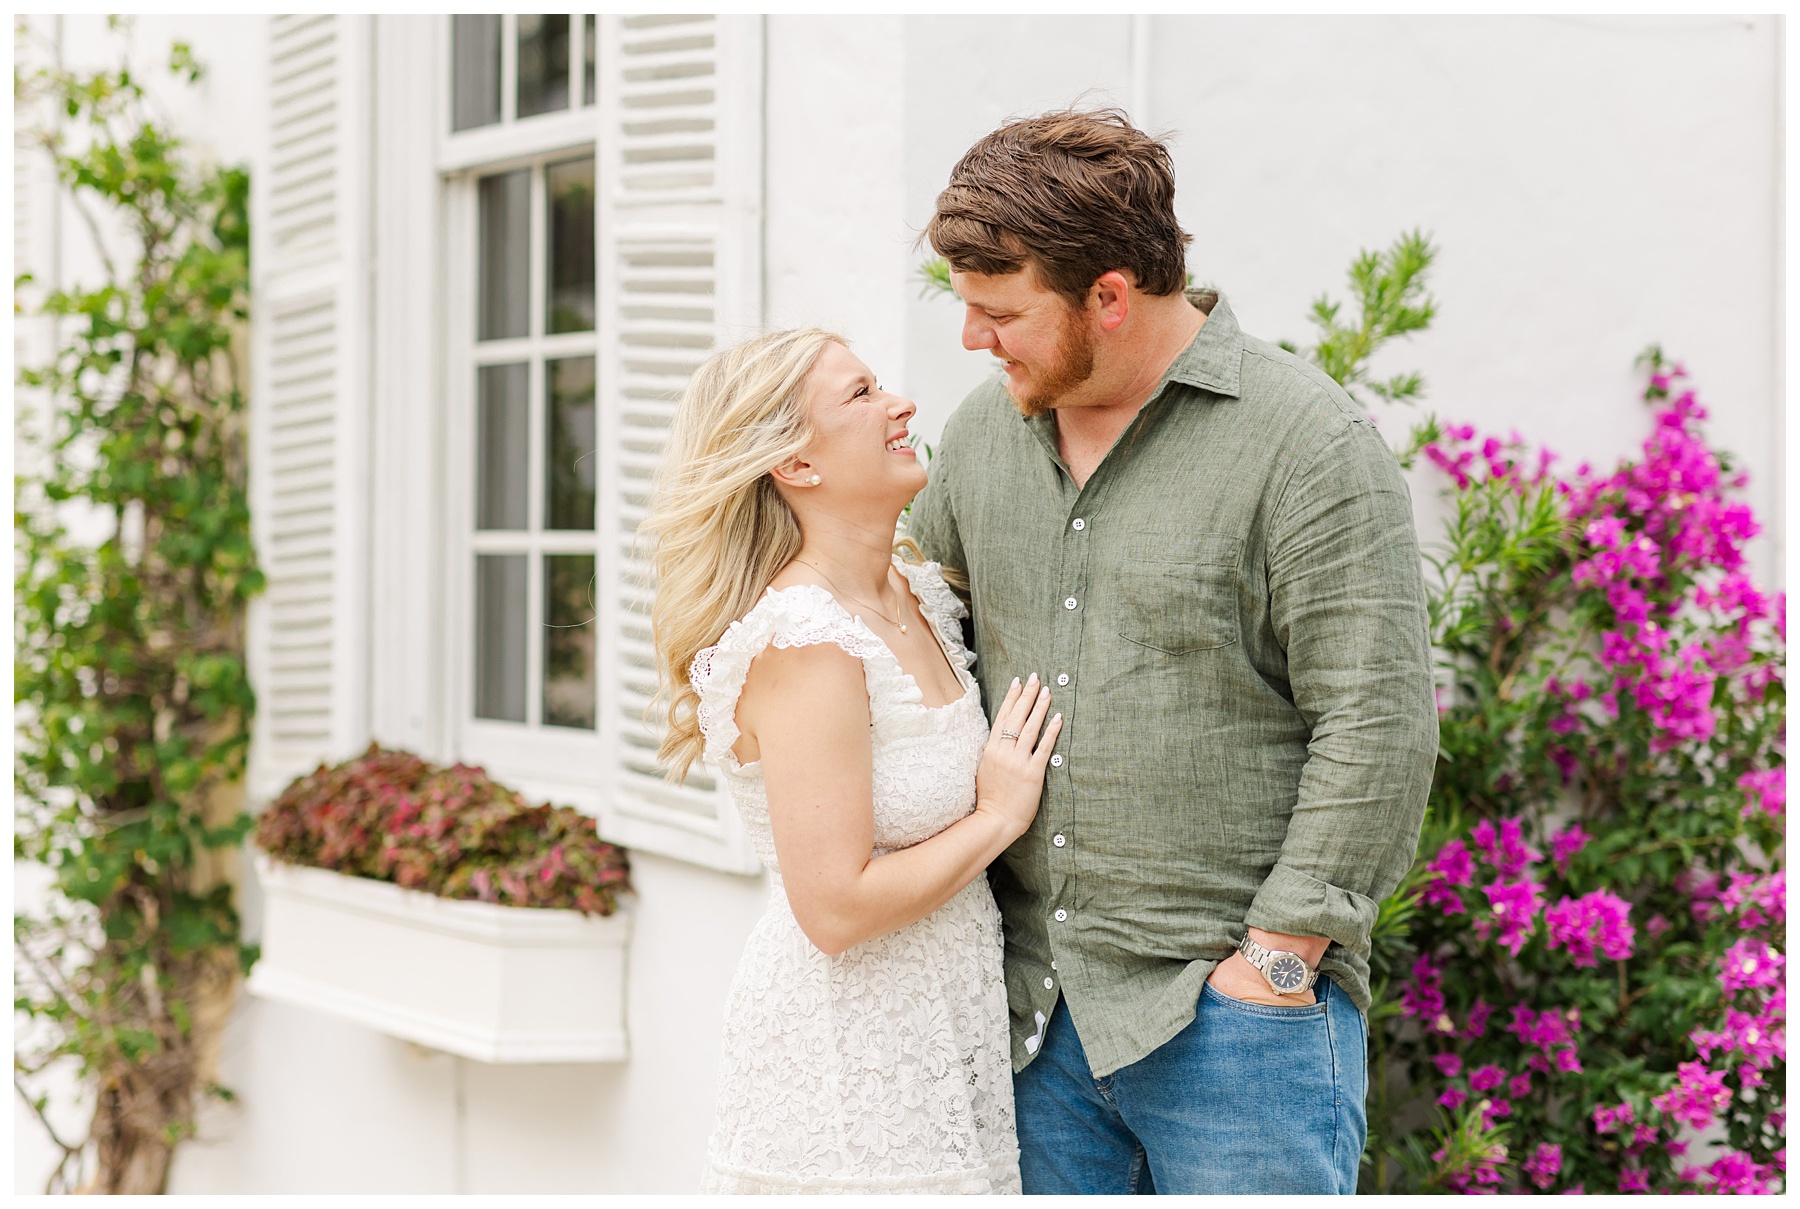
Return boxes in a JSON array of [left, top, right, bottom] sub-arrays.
[[1236, 934, 1319, 995]]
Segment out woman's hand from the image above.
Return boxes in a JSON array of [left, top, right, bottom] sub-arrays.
[[974, 674, 1062, 842]]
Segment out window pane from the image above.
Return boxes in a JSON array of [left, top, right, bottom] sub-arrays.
[[543, 554, 596, 730], [517, 15, 571, 119], [545, 357, 596, 531], [546, 156, 595, 334], [451, 15, 502, 132], [583, 16, 596, 106], [475, 554, 528, 723], [477, 362, 529, 530], [478, 169, 530, 341]]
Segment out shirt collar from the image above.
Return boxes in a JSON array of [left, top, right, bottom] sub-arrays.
[[1161, 288, 1241, 400]]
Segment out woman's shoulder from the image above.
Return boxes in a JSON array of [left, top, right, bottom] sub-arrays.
[[689, 583, 871, 696], [689, 583, 875, 767]]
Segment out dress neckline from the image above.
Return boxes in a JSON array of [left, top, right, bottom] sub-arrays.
[[761, 559, 975, 714]]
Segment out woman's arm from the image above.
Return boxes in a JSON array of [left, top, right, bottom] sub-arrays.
[[738, 642, 1058, 957]]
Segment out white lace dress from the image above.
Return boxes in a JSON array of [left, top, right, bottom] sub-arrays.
[[691, 558, 1020, 1195]]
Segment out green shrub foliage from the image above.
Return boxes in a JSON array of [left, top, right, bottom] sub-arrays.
[[256, 745, 633, 916], [14, 37, 259, 1194]]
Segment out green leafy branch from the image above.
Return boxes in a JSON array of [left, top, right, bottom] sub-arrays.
[[1281, 229, 1439, 410]]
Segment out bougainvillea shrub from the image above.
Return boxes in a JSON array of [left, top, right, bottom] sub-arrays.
[[256, 744, 631, 915], [1366, 352, 1785, 1193]]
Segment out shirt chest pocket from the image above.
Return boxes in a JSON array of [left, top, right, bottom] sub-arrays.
[[1115, 536, 1244, 655]]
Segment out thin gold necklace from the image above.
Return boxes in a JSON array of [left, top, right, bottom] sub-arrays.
[[795, 558, 909, 634]]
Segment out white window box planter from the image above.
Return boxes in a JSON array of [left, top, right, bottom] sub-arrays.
[[247, 854, 630, 1063]]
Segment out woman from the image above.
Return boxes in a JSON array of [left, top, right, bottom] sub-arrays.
[[645, 328, 1060, 1194]]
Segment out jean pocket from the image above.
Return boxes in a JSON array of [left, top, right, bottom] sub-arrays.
[[1202, 982, 1327, 1019], [1115, 538, 1243, 655]]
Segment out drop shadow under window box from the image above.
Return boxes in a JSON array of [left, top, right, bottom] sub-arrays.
[[247, 855, 630, 1062]]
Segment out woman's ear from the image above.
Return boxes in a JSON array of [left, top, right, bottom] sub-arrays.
[[769, 457, 819, 489]]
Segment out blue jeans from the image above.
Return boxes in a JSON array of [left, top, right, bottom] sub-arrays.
[[1014, 977, 1367, 1194]]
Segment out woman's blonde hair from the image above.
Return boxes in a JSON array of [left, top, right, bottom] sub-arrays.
[[643, 327, 845, 782]]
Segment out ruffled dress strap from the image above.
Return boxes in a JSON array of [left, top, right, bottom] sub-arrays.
[[893, 557, 975, 676], [689, 584, 886, 770]]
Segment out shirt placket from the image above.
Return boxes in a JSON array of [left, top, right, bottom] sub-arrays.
[[1040, 478, 1100, 1013]]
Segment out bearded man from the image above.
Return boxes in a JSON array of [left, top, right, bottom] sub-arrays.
[[907, 109, 1439, 1195]]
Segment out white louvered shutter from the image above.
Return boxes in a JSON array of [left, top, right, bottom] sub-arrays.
[[247, 15, 372, 802], [596, 14, 763, 872]]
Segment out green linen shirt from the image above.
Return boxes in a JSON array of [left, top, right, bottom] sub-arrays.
[[907, 291, 1439, 1078]]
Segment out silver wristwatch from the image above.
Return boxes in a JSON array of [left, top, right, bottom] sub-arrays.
[[1236, 935, 1318, 996]]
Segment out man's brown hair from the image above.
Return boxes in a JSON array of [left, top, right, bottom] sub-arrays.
[[926, 108, 1192, 309]]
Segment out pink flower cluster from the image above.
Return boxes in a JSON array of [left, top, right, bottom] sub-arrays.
[[1652, 1061, 1732, 1131], [1544, 889, 1635, 967], [1430, 364, 1782, 760], [1739, 768, 1786, 819], [1508, 1004, 1584, 1076], [1720, 941, 1785, 996], [1523, 1142, 1562, 1190], [1719, 870, 1786, 931]]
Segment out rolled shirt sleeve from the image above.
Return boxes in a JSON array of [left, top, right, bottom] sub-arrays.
[[1245, 414, 1439, 956]]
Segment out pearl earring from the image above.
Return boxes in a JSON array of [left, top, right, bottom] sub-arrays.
[[809, 474, 822, 485]]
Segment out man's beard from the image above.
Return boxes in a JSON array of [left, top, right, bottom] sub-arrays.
[[1006, 313, 1097, 418]]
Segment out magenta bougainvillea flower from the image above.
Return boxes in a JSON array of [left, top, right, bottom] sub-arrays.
[[1720, 941, 1785, 995], [1378, 354, 1782, 1194], [1548, 823, 1590, 876], [1653, 1062, 1733, 1131], [1545, 889, 1636, 967], [1592, 1101, 1635, 1134], [1478, 877, 1546, 956], [1524, 1143, 1563, 1190]]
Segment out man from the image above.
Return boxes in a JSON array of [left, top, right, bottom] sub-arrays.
[[907, 109, 1439, 1195]]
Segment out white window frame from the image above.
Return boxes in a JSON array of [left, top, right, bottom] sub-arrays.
[[417, 14, 763, 874], [442, 153, 604, 808]]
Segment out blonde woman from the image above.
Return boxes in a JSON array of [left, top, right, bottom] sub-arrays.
[[646, 329, 1059, 1193]]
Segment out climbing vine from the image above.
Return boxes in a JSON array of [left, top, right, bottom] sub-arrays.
[[14, 31, 260, 1194]]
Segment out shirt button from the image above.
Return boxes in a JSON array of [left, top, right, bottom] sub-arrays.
[[1053, 833, 1067, 847], [1056, 673, 1069, 686], [1050, 754, 1064, 768], [1063, 597, 1078, 610], [1044, 976, 1055, 990], [1071, 518, 1086, 531], [1054, 908, 1068, 922]]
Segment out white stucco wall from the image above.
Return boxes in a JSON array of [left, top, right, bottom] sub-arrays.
[[897, 14, 1784, 586], [15, 12, 1785, 1196]]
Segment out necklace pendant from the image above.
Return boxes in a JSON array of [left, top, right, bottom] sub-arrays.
[[900, 624, 908, 634]]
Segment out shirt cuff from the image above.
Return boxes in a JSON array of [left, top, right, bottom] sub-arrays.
[[1243, 863, 1379, 958]]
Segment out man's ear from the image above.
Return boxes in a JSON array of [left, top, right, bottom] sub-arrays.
[[1092, 270, 1132, 333]]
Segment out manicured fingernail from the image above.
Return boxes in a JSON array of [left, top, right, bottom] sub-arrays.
[[1027, 672, 1038, 684], [1054, 713, 1062, 722], [1039, 687, 1050, 698], [1011, 676, 1020, 689]]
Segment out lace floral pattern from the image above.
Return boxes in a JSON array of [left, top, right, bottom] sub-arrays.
[[691, 559, 1019, 1194]]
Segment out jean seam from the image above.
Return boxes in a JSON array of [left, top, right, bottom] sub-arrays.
[[1322, 980, 1344, 1192], [1126, 1143, 1143, 1195]]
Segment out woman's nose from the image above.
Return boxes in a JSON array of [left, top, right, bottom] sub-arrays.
[[888, 394, 916, 422]]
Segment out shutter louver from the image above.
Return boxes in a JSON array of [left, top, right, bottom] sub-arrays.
[[597, 15, 762, 872], [248, 15, 372, 802]]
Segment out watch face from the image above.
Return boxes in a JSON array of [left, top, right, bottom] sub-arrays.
[[1268, 953, 1309, 993]]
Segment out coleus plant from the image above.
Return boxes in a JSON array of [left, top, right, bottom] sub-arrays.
[[256, 744, 631, 916]]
